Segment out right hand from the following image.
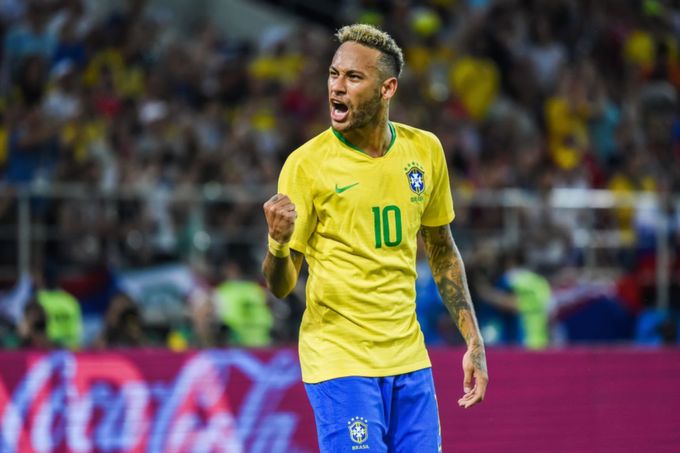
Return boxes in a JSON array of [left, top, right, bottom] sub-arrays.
[[263, 193, 297, 244]]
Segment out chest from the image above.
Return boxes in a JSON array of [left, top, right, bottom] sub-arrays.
[[312, 152, 433, 239]]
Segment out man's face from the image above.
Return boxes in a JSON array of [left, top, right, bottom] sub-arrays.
[[328, 42, 386, 132]]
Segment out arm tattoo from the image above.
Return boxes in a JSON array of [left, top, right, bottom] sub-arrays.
[[420, 225, 484, 349]]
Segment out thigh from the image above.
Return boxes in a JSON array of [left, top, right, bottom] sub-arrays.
[[387, 368, 441, 453], [305, 376, 389, 453]]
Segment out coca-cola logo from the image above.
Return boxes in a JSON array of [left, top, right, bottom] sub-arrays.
[[0, 350, 307, 453]]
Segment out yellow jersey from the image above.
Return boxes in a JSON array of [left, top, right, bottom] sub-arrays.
[[278, 122, 454, 383]]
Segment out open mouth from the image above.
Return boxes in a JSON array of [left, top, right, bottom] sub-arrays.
[[330, 100, 349, 123]]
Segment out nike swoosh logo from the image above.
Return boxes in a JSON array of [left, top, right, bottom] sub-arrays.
[[335, 182, 359, 194]]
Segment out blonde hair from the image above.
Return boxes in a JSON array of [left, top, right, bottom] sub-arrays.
[[335, 24, 404, 78]]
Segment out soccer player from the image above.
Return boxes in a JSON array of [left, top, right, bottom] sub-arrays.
[[262, 24, 488, 452]]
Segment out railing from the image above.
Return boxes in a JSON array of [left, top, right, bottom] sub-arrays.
[[1, 183, 675, 309]]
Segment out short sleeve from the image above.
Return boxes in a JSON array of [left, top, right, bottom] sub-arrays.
[[278, 153, 317, 254], [421, 134, 455, 227]]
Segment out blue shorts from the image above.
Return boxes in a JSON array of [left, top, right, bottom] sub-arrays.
[[304, 368, 442, 452]]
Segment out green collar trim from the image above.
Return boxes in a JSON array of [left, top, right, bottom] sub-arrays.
[[332, 122, 397, 156], [387, 121, 396, 152]]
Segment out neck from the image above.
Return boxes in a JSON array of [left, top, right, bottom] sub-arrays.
[[342, 112, 391, 158]]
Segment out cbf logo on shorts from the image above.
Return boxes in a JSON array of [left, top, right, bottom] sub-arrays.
[[347, 416, 369, 449]]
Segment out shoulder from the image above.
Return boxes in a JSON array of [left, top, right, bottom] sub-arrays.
[[393, 123, 449, 181], [284, 128, 334, 165], [392, 122, 441, 148], [280, 128, 334, 181]]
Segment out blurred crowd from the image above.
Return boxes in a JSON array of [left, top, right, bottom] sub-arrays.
[[0, 0, 679, 349]]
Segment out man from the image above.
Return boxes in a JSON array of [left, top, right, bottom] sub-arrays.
[[474, 246, 552, 349], [262, 24, 488, 452]]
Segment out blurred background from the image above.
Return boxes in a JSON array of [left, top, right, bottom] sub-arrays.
[[0, 1, 679, 452], [2, 0, 679, 351]]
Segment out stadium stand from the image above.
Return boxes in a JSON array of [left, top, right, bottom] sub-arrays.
[[0, 0, 678, 349]]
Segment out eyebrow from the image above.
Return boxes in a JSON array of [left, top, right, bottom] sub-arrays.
[[329, 65, 367, 77]]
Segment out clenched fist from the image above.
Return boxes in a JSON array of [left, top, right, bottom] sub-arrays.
[[263, 193, 297, 244]]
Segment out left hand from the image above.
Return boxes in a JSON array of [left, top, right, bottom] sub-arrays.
[[458, 344, 488, 409]]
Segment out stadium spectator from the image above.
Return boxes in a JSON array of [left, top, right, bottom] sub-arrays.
[[18, 299, 54, 349], [2, 0, 56, 84], [5, 86, 62, 187], [94, 292, 145, 348], [0, 0, 677, 349], [183, 285, 230, 348], [34, 264, 82, 349], [475, 246, 552, 349], [214, 260, 272, 347]]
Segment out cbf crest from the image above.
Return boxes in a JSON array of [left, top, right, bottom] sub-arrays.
[[347, 416, 369, 446], [404, 161, 425, 195]]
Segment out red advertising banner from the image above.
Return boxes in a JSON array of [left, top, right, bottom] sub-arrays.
[[0, 349, 316, 453], [0, 348, 678, 452], [432, 347, 680, 453]]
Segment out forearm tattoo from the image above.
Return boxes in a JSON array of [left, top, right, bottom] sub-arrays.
[[420, 226, 485, 352]]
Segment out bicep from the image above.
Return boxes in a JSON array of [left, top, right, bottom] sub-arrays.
[[420, 224, 455, 254], [420, 224, 464, 275]]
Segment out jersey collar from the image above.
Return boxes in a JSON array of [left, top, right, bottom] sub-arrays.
[[332, 122, 397, 157]]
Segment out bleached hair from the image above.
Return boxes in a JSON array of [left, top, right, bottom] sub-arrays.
[[335, 24, 404, 78]]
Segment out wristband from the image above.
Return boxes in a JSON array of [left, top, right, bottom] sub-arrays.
[[268, 235, 290, 258]]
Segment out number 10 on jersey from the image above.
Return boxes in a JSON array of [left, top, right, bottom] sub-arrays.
[[372, 205, 402, 248]]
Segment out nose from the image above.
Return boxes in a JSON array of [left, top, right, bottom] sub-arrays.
[[329, 75, 346, 95]]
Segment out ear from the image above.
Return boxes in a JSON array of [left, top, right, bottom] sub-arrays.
[[381, 77, 398, 100]]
